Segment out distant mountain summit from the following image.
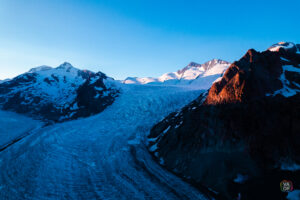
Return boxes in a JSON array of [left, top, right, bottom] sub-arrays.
[[123, 59, 231, 89], [177, 59, 230, 74], [148, 42, 300, 199], [268, 41, 299, 53], [28, 65, 53, 73], [0, 62, 120, 121]]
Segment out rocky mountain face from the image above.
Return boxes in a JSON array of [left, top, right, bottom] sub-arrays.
[[0, 62, 119, 122], [123, 59, 231, 89], [148, 42, 300, 199]]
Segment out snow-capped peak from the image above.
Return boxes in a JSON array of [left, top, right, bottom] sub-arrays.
[[201, 59, 230, 70], [178, 59, 230, 74], [57, 62, 74, 70], [28, 65, 52, 73], [28, 62, 86, 80], [0, 62, 119, 121], [0, 78, 11, 84], [268, 42, 297, 53], [0, 62, 92, 117], [29, 62, 77, 74], [123, 59, 231, 89]]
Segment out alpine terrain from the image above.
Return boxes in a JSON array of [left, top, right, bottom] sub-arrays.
[[148, 42, 300, 200], [0, 84, 208, 200], [123, 59, 231, 89], [0, 42, 299, 200], [0, 62, 120, 122]]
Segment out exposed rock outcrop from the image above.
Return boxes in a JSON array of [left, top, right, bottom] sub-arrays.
[[148, 42, 300, 199]]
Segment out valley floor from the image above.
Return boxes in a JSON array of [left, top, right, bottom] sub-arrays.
[[0, 84, 207, 200]]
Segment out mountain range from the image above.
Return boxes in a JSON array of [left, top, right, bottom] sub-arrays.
[[123, 59, 231, 89], [0, 58, 230, 121], [0, 41, 299, 200]]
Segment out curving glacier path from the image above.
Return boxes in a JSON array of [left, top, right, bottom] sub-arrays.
[[0, 84, 207, 200]]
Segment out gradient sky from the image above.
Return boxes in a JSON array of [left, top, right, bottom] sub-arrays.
[[0, 0, 299, 80]]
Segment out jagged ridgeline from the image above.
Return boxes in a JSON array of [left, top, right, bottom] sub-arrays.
[[148, 42, 300, 199], [123, 59, 231, 89]]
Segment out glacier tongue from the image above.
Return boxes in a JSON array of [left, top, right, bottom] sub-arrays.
[[0, 84, 207, 200]]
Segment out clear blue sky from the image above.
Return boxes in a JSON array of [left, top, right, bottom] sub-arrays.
[[0, 0, 299, 80]]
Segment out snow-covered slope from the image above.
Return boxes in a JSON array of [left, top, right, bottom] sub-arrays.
[[0, 84, 207, 200], [123, 59, 231, 89], [268, 42, 298, 53], [0, 62, 120, 121], [0, 79, 10, 84], [0, 110, 43, 148], [123, 77, 159, 84]]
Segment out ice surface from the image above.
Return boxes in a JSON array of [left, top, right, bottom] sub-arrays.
[[0, 84, 207, 200], [281, 162, 300, 171], [233, 174, 248, 183], [284, 65, 300, 73], [287, 190, 300, 200], [0, 110, 42, 147]]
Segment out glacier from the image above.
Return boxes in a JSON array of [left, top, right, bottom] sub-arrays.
[[0, 84, 208, 200]]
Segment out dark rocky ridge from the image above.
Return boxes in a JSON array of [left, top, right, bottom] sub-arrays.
[[63, 72, 119, 120], [148, 42, 300, 199]]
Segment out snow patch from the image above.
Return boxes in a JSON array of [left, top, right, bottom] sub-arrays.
[[287, 190, 300, 200], [281, 57, 290, 62], [103, 78, 117, 89], [233, 174, 248, 184], [148, 137, 158, 142], [213, 77, 222, 84], [102, 91, 110, 97], [70, 102, 79, 110], [281, 162, 300, 171], [163, 126, 171, 134], [285, 65, 300, 73], [266, 65, 300, 97], [269, 42, 295, 52], [175, 121, 183, 129], [94, 93, 100, 98], [89, 77, 98, 84], [94, 86, 103, 91], [159, 157, 165, 165], [149, 143, 158, 152]]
